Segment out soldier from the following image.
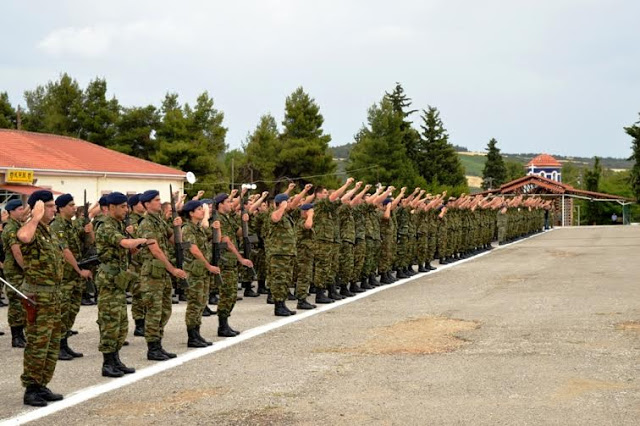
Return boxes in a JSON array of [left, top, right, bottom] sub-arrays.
[[265, 193, 298, 316], [127, 194, 147, 337], [17, 190, 64, 407], [336, 181, 363, 297], [349, 184, 371, 293], [213, 193, 253, 336], [1, 199, 27, 348], [295, 203, 317, 309], [50, 194, 93, 361], [137, 190, 188, 361], [181, 200, 220, 347], [95, 192, 143, 377]]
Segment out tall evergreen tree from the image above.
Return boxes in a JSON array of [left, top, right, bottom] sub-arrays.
[[0, 92, 17, 129], [77, 78, 120, 146], [625, 114, 640, 202], [385, 82, 420, 160], [244, 114, 280, 189], [417, 106, 467, 188], [110, 105, 160, 159], [277, 87, 336, 188], [584, 157, 603, 224], [347, 97, 426, 188], [481, 138, 507, 189]]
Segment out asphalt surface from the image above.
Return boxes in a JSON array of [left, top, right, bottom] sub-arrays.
[[1, 226, 640, 425]]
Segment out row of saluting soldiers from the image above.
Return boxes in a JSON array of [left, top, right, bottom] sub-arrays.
[[0, 179, 552, 406]]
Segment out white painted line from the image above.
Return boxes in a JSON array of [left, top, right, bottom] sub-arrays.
[[1, 229, 551, 426]]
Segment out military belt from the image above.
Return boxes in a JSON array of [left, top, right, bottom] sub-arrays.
[[21, 282, 59, 293]]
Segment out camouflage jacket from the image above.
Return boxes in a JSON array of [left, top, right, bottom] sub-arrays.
[[313, 198, 338, 243], [1, 217, 23, 280], [95, 215, 129, 271], [21, 222, 64, 287], [51, 215, 84, 280], [353, 204, 367, 241], [182, 220, 210, 278], [265, 210, 296, 257], [296, 216, 315, 250], [219, 212, 239, 268], [337, 203, 355, 244], [138, 212, 172, 265]]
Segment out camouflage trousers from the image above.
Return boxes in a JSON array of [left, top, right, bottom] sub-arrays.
[[130, 266, 145, 321], [21, 291, 61, 388], [268, 255, 295, 302], [427, 231, 437, 262], [395, 234, 409, 268], [437, 224, 448, 258], [238, 251, 255, 284], [218, 266, 238, 318], [96, 274, 128, 353], [254, 246, 267, 281], [6, 276, 26, 327], [313, 240, 335, 290], [378, 235, 395, 273], [364, 238, 380, 276], [416, 233, 428, 263], [296, 244, 314, 299], [497, 214, 507, 244], [60, 278, 83, 336], [331, 242, 340, 283], [185, 276, 207, 328], [141, 274, 172, 343], [353, 239, 366, 281], [338, 241, 355, 284]]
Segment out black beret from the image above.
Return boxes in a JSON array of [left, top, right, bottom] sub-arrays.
[[98, 195, 108, 207], [213, 193, 228, 205], [55, 193, 74, 208], [201, 198, 213, 204], [382, 197, 393, 206], [140, 190, 160, 203], [128, 194, 141, 207], [274, 193, 289, 203], [182, 200, 203, 213], [4, 199, 24, 212], [106, 192, 128, 205], [299, 203, 314, 211], [28, 190, 54, 208]]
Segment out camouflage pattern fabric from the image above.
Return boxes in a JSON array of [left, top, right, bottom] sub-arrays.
[[268, 255, 295, 302], [295, 216, 315, 299], [182, 220, 211, 328], [265, 211, 296, 302], [1, 218, 26, 327]]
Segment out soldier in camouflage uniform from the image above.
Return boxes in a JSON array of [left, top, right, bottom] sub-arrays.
[[1, 199, 27, 348], [347, 184, 371, 293], [264, 193, 299, 316], [181, 200, 220, 347], [50, 194, 93, 360], [295, 203, 317, 309], [127, 194, 147, 336], [214, 193, 253, 337], [337, 181, 363, 297], [378, 196, 397, 284], [137, 190, 187, 361], [18, 190, 65, 407], [95, 192, 144, 377]]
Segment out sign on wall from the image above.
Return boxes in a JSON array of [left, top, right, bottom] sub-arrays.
[[5, 169, 34, 184]]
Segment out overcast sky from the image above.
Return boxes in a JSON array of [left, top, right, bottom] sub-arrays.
[[1, 0, 639, 158]]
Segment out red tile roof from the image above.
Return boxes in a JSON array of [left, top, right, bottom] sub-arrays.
[[526, 153, 561, 168], [0, 130, 185, 177]]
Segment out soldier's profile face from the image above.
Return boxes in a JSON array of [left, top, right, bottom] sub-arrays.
[[190, 206, 204, 221], [316, 189, 329, 199], [147, 196, 162, 213], [10, 206, 25, 220], [44, 201, 56, 222], [109, 203, 128, 220]]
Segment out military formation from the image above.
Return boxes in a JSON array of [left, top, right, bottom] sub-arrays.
[[0, 181, 553, 407]]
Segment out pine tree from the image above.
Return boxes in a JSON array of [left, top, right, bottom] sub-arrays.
[[625, 114, 640, 202], [0, 92, 17, 129], [244, 114, 280, 189], [77, 78, 120, 146], [584, 157, 603, 224], [277, 87, 337, 189], [110, 105, 160, 159], [347, 97, 426, 189], [385, 82, 420, 160], [481, 138, 507, 189], [417, 106, 467, 189]]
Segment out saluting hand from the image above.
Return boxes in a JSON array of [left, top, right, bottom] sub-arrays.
[[288, 182, 296, 191], [304, 183, 313, 191], [31, 201, 45, 222], [346, 177, 355, 185]]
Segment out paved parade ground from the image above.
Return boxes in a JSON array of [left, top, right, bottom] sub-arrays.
[[2, 226, 640, 425]]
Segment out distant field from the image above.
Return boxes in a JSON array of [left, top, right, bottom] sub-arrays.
[[458, 153, 487, 177]]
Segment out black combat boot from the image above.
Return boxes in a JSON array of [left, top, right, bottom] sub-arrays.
[[339, 283, 355, 297], [328, 284, 344, 300], [309, 284, 317, 294], [287, 289, 297, 301], [360, 276, 373, 290], [349, 281, 365, 293], [114, 351, 135, 374], [209, 293, 219, 305], [297, 298, 316, 310], [266, 290, 275, 305], [187, 328, 208, 348], [24, 385, 48, 407], [159, 341, 177, 359], [427, 262, 437, 271], [418, 263, 429, 273], [315, 288, 335, 304], [217, 316, 238, 337], [37, 385, 64, 401], [61, 337, 83, 358], [284, 301, 297, 315], [134, 319, 145, 336], [440, 256, 449, 265], [369, 273, 380, 287], [81, 293, 94, 306], [257, 280, 269, 294], [58, 342, 73, 361], [147, 341, 169, 361], [243, 282, 259, 297], [274, 301, 291, 317], [102, 352, 125, 377], [11, 326, 26, 348], [380, 272, 393, 285], [195, 325, 212, 346], [202, 306, 215, 317]]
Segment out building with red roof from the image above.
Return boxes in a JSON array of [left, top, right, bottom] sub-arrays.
[[0, 129, 186, 206], [525, 153, 563, 182]]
